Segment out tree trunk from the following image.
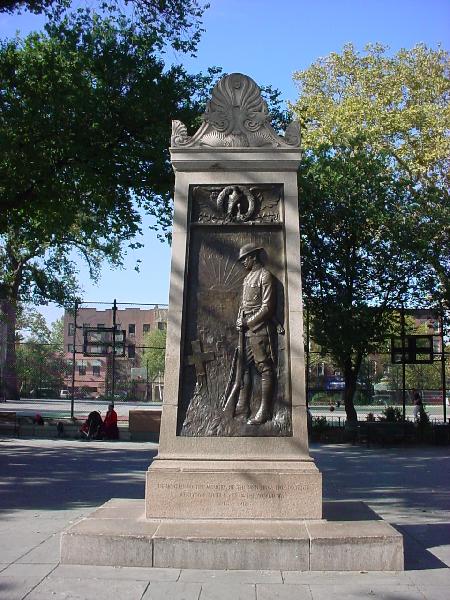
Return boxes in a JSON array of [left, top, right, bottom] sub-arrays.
[[343, 358, 359, 423], [0, 299, 20, 400]]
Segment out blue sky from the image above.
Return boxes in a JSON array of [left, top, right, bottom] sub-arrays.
[[2, 0, 449, 323]]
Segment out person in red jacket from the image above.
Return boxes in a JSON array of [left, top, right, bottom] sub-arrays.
[[103, 404, 119, 440]]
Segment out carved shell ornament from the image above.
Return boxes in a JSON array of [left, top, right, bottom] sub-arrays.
[[216, 186, 256, 222], [171, 73, 301, 149]]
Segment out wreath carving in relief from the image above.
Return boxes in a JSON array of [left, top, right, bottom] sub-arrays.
[[216, 186, 256, 222]]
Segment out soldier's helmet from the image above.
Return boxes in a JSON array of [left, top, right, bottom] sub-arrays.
[[238, 243, 263, 261]]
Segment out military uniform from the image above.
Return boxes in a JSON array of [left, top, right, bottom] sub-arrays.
[[233, 246, 276, 424], [241, 266, 275, 374]]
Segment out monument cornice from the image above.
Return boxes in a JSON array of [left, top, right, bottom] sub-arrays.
[[170, 147, 302, 172]]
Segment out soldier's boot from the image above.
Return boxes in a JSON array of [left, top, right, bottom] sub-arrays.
[[248, 372, 273, 425], [235, 371, 250, 417]]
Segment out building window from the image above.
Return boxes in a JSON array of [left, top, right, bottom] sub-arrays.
[[78, 365, 86, 376], [128, 323, 136, 335], [92, 365, 100, 376], [128, 345, 136, 358], [68, 344, 74, 353], [157, 322, 166, 331], [143, 323, 150, 333], [68, 323, 75, 336]]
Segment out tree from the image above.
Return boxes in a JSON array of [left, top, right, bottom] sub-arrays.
[[0, 9, 216, 398], [292, 44, 450, 420], [0, 0, 59, 13], [292, 43, 450, 306], [0, 0, 207, 54], [15, 311, 68, 396], [142, 328, 166, 381], [299, 146, 415, 421]]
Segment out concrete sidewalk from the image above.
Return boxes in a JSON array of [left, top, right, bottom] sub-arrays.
[[0, 438, 449, 599]]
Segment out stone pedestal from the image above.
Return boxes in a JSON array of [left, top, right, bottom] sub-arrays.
[[146, 460, 321, 520]]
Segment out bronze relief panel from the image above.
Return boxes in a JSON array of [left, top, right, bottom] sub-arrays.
[[178, 184, 291, 437]]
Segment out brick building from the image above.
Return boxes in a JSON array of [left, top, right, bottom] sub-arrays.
[[63, 306, 167, 400]]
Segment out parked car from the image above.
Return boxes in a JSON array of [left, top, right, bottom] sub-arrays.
[[60, 389, 70, 399], [29, 388, 59, 399]]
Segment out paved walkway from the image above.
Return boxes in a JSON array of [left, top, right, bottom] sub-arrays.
[[0, 438, 449, 599]]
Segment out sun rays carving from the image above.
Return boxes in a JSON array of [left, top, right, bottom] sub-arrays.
[[200, 250, 244, 292]]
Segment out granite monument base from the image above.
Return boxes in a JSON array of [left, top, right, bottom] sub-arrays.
[[60, 499, 404, 571], [145, 459, 322, 520]]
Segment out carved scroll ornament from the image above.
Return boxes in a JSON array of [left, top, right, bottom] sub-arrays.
[[171, 73, 300, 149]]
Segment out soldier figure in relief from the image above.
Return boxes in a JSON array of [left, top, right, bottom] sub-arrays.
[[231, 243, 276, 425]]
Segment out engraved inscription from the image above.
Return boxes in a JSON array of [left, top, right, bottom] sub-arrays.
[[155, 481, 311, 508]]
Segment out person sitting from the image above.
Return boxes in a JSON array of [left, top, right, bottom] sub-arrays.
[[103, 404, 119, 440], [80, 410, 103, 439]]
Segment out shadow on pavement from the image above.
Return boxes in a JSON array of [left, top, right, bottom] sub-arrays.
[[396, 523, 449, 570], [0, 441, 156, 513], [312, 444, 450, 571]]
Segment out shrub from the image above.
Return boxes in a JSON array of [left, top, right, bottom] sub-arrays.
[[418, 405, 430, 428], [312, 416, 329, 433], [379, 406, 403, 423]]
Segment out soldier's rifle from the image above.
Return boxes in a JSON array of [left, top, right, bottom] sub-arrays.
[[222, 310, 246, 414]]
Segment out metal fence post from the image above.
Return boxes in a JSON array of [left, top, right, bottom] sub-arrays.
[[305, 302, 310, 407], [441, 309, 447, 423], [401, 304, 406, 422], [70, 300, 78, 419], [111, 299, 117, 401]]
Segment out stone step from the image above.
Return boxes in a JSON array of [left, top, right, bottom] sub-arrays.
[[61, 499, 404, 571]]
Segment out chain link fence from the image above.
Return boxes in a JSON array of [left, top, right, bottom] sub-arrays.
[[306, 308, 449, 424], [0, 300, 167, 411], [1, 301, 449, 425]]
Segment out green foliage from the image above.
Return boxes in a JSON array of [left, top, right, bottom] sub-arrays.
[[16, 313, 68, 395], [0, 10, 216, 238], [312, 415, 329, 433], [379, 406, 403, 423], [0, 0, 64, 14], [142, 328, 166, 380], [0, 1, 208, 55], [0, 7, 214, 398], [293, 43, 450, 419], [0, 12, 220, 302], [300, 145, 415, 420], [292, 43, 450, 307], [292, 43, 450, 189]]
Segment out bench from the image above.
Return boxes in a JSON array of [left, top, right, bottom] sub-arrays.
[[129, 409, 162, 441], [0, 411, 19, 435]]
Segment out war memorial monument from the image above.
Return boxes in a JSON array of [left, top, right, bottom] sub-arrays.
[[61, 73, 404, 571]]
